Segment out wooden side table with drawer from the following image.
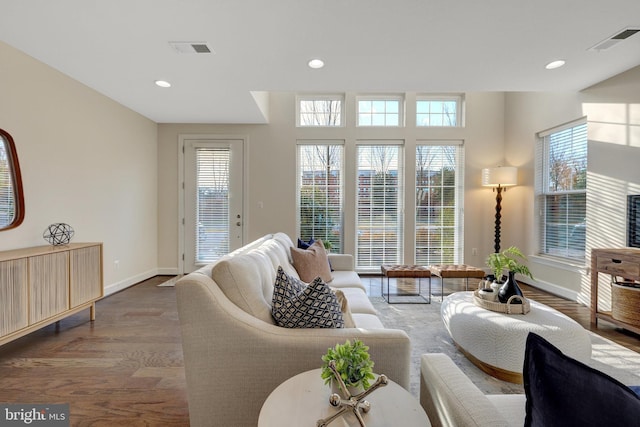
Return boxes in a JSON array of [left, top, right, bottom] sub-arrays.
[[591, 248, 640, 334]]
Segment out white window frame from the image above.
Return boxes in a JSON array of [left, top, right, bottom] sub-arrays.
[[535, 119, 587, 262], [356, 95, 404, 127], [416, 94, 464, 127], [415, 141, 465, 265], [296, 94, 345, 127], [296, 140, 345, 253]]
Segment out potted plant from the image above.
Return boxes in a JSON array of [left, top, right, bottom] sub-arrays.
[[486, 246, 533, 283], [485, 246, 534, 304], [323, 240, 333, 252], [321, 339, 375, 393]]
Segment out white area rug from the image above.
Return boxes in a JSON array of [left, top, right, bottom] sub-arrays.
[[370, 296, 640, 397], [157, 275, 182, 287]]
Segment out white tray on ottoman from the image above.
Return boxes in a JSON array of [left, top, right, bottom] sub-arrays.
[[441, 291, 592, 383]]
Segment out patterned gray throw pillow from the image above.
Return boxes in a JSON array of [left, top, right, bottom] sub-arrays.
[[272, 266, 344, 328]]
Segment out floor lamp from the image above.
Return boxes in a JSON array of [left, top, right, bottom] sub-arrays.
[[482, 166, 518, 253]]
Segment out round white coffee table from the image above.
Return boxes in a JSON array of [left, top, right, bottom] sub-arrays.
[[258, 368, 430, 427], [441, 291, 592, 383]]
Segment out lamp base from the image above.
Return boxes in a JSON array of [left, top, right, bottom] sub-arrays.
[[493, 186, 504, 253]]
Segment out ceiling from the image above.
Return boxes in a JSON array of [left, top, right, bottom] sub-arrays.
[[2, 1, 640, 124]]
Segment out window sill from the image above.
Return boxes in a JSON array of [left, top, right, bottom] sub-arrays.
[[529, 255, 587, 274]]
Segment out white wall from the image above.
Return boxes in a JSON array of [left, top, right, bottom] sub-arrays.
[[504, 65, 640, 305], [8, 33, 636, 303], [157, 92, 507, 273], [0, 41, 159, 295], [581, 66, 640, 310], [504, 92, 585, 300]]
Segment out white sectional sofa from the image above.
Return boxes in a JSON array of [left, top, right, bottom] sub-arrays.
[[175, 233, 412, 427]]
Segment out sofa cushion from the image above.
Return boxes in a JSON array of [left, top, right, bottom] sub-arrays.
[[259, 239, 298, 278], [211, 252, 276, 325], [297, 237, 315, 249], [290, 240, 333, 283], [272, 232, 296, 264], [329, 270, 366, 291], [272, 266, 307, 310], [332, 287, 377, 315], [333, 289, 356, 328], [298, 237, 334, 271], [486, 395, 526, 425], [272, 273, 344, 329], [523, 332, 640, 427], [351, 313, 385, 329]]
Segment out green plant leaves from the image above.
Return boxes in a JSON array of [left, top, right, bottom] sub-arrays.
[[486, 246, 533, 282], [320, 339, 375, 389]]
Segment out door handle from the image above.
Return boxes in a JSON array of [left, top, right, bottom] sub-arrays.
[[236, 222, 242, 226]]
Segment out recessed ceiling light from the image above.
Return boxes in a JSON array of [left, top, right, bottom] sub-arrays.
[[155, 80, 172, 88], [308, 59, 325, 69], [545, 60, 565, 70]]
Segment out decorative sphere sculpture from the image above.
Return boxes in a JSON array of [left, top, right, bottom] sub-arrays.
[[43, 223, 75, 246]]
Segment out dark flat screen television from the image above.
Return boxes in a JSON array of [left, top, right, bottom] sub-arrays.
[[628, 195, 640, 248]]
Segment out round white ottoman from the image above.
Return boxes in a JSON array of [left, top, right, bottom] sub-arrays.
[[441, 291, 592, 383]]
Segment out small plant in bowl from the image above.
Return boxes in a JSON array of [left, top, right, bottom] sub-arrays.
[[321, 339, 375, 391]]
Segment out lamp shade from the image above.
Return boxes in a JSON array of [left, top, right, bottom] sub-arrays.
[[482, 166, 518, 187]]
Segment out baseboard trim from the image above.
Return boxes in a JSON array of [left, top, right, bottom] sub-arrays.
[[104, 269, 158, 297], [157, 267, 180, 275], [527, 278, 580, 302]]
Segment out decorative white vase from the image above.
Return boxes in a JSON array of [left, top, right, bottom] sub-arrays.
[[490, 281, 501, 294], [331, 380, 363, 397], [478, 287, 497, 301]]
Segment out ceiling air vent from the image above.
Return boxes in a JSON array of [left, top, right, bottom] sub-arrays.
[[169, 41, 213, 54], [589, 28, 640, 51]]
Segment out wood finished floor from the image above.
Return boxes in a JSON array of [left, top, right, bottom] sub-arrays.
[[0, 275, 638, 426], [0, 276, 188, 427]]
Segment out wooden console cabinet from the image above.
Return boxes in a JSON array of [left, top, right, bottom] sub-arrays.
[[0, 243, 103, 345], [591, 247, 640, 334]]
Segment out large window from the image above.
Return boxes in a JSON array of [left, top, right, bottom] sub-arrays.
[[297, 95, 344, 127], [356, 143, 404, 270], [536, 121, 587, 261], [415, 143, 464, 265], [297, 142, 344, 252], [416, 95, 463, 127], [357, 96, 403, 127]]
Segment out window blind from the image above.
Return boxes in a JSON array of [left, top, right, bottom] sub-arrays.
[[297, 143, 344, 252], [195, 147, 230, 263], [356, 142, 404, 271], [415, 142, 464, 265], [536, 121, 587, 260]]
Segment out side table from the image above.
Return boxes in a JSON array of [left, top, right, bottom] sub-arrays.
[[380, 265, 431, 304], [258, 368, 431, 427]]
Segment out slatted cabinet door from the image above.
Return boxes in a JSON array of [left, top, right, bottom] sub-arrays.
[[70, 245, 103, 309], [29, 251, 69, 324], [0, 258, 28, 336]]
